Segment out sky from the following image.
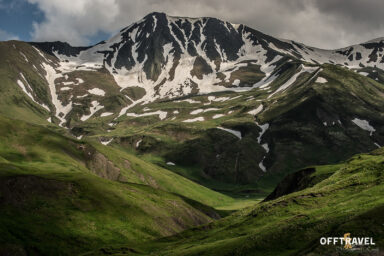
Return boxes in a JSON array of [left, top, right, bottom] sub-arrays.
[[0, 0, 383, 49]]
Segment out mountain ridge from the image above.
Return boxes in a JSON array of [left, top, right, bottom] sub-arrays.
[[26, 12, 384, 108], [2, 12, 384, 187]]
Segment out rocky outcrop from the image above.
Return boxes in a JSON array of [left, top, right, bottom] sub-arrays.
[[263, 168, 317, 201], [77, 144, 126, 182]]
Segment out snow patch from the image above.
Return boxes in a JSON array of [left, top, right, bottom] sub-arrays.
[[358, 72, 369, 76], [315, 77, 328, 83], [352, 118, 375, 135], [20, 52, 28, 62], [80, 101, 104, 121], [17, 73, 50, 111], [210, 96, 231, 102], [256, 122, 270, 172], [41, 63, 72, 126], [256, 122, 269, 144], [127, 110, 168, 120], [229, 95, 241, 101], [182, 117, 205, 123], [212, 114, 225, 119], [32, 46, 51, 63], [216, 127, 242, 139], [101, 138, 113, 145], [248, 104, 263, 115], [232, 79, 240, 86], [175, 99, 202, 104], [190, 109, 204, 115], [259, 160, 267, 172], [100, 112, 114, 117], [190, 108, 219, 115], [88, 88, 106, 96]]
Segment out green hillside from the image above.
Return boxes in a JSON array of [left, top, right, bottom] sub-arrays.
[[98, 148, 384, 255], [0, 115, 242, 255], [0, 41, 51, 124]]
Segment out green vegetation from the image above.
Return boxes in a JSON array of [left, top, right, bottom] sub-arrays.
[[0, 115, 239, 255], [0, 41, 51, 124], [98, 148, 384, 255]]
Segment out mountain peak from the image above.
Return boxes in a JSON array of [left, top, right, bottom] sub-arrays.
[[145, 11, 167, 17]]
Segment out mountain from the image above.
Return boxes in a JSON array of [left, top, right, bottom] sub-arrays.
[[2, 12, 384, 192], [1, 11, 384, 255], [16, 12, 384, 126]]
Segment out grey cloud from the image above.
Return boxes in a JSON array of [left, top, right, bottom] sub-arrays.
[[27, 0, 384, 49], [0, 29, 19, 41]]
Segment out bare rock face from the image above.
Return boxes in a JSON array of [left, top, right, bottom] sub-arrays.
[[263, 167, 318, 201], [87, 152, 123, 181], [77, 144, 126, 182]]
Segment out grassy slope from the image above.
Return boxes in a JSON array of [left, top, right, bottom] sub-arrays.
[[0, 41, 51, 124], [0, 115, 239, 255], [102, 148, 384, 256], [0, 40, 131, 128], [90, 143, 234, 208]]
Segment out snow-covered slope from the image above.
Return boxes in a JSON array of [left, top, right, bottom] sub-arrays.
[[277, 38, 384, 69], [21, 12, 384, 126], [30, 13, 291, 115]]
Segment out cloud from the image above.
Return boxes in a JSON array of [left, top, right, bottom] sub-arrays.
[[0, 29, 19, 41], [27, 0, 384, 49]]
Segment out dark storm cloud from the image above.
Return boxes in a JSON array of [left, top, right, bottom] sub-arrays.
[[26, 0, 384, 49]]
